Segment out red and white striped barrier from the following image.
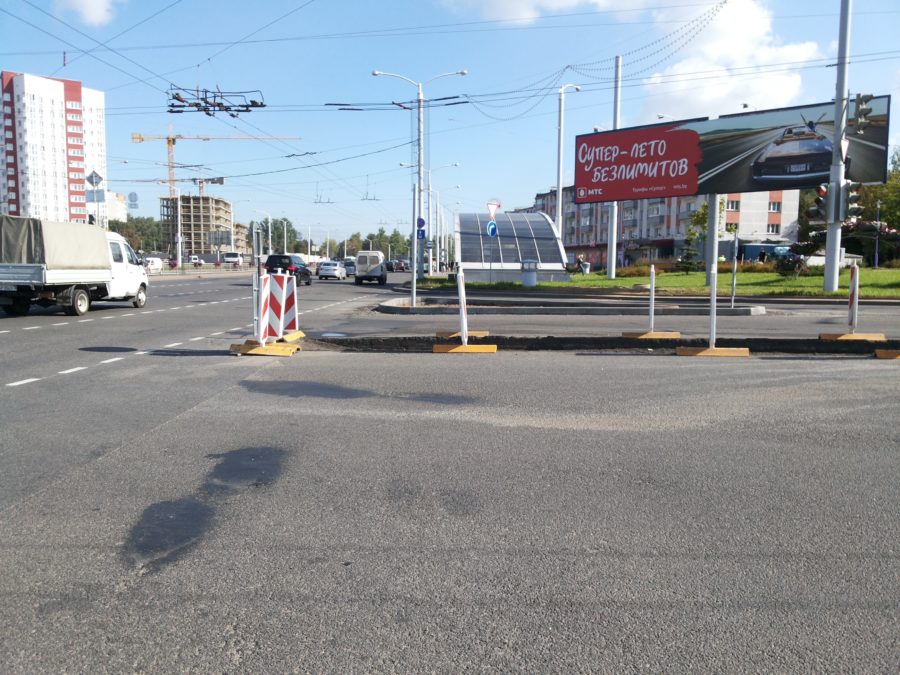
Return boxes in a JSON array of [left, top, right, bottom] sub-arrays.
[[256, 272, 299, 343]]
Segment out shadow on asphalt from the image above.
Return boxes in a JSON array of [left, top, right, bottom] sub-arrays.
[[241, 379, 479, 405]]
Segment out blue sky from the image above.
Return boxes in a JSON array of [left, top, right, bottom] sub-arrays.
[[2, 0, 898, 242]]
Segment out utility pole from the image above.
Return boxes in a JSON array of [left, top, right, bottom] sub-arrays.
[[607, 55, 622, 278], [824, 0, 852, 291]]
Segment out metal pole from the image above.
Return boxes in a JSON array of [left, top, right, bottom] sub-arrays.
[[848, 263, 859, 333], [411, 182, 417, 307], [707, 194, 718, 348], [649, 264, 656, 333], [875, 200, 881, 267], [824, 0, 852, 292], [607, 55, 621, 279], [730, 228, 738, 309], [556, 88, 566, 235], [251, 221, 259, 341], [175, 189, 183, 274], [416, 83, 425, 281], [283, 219, 287, 254]]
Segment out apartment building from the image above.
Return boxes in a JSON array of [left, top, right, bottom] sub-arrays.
[[160, 194, 237, 258], [530, 186, 799, 267], [1, 71, 107, 224]]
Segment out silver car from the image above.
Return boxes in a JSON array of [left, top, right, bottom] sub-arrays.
[[317, 261, 347, 280]]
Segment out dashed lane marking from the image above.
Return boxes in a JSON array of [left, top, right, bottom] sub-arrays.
[[59, 367, 87, 374], [163, 342, 182, 348], [23, 326, 40, 331], [189, 337, 205, 341], [99, 357, 124, 364], [7, 378, 40, 387]]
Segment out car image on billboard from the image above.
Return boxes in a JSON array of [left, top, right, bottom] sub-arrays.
[[750, 119, 833, 183]]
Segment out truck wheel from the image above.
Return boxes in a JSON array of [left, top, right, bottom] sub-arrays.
[[132, 285, 147, 308], [69, 288, 91, 316], [2, 297, 31, 316], [378, 276, 387, 285]]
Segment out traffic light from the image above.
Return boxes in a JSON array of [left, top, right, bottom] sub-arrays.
[[843, 180, 864, 220], [853, 93, 873, 135], [806, 183, 830, 221]]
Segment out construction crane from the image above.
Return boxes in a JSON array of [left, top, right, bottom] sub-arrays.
[[131, 131, 303, 197]]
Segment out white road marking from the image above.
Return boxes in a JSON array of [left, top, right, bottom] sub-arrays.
[[210, 331, 224, 336], [23, 326, 40, 331], [78, 319, 93, 323], [121, 313, 135, 317], [134, 351, 149, 355], [99, 357, 124, 364], [0, 330, 9, 334], [59, 367, 88, 374], [163, 342, 182, 348], [52, 323, 68, 326], [7, 378, 40, 387], [189, 337, 204, 342]]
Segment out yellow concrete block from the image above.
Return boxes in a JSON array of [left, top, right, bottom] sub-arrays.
[[279, 330, 306, 343], [622, 331, 682, 339], [874, 349, 900, 359], [229, 341, 299, 357], [433, 344, 498, 353], [676, 346, 750, 357], [819, 333, 887, 342], [436, 330, 490, 338]]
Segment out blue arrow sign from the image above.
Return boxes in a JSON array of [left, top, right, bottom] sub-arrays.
[[486, 220, 497, 237], [416, 229, 426, 239]]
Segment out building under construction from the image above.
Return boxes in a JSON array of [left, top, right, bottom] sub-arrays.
[[160, 195, 246, 258]]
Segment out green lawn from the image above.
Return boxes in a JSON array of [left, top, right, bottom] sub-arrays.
[[420, 267, 900, 298]]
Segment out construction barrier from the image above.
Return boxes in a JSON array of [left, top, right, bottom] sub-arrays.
[[232, 271, 303, 357]]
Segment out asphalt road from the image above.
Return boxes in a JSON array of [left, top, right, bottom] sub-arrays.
[[0, 272, 897, 671]]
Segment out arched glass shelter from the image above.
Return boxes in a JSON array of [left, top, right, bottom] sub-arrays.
[[455, 212, 568, 282]]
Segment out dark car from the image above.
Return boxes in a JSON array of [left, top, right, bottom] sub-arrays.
[[751, 125, 833, 183], [264, 254, 311, 285]]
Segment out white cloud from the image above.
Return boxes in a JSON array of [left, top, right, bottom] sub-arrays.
[[54, 0, 123, 26], [440, 0, 647, 22], [637, 0, 821, 123]]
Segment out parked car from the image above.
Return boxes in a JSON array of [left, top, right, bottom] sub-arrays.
[[318, 260, 347, 280], [385, 260, 395, 272], [264, 253, 311, 285], [143, 256, 163, 274]]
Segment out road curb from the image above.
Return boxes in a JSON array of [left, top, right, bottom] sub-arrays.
[[307, 335, 900, 355]]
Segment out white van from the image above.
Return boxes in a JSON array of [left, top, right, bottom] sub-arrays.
[[354, 250, 387, 285], [223, 251, 244, 266]]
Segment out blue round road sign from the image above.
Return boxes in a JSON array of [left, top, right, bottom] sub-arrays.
[[417, 217, 426, 229], [486, 220, 497, 237]]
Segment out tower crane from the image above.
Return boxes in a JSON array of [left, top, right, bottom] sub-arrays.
[[130, 132, 303, 197]]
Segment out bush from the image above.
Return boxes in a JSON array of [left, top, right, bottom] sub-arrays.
[[617, 265, 661, 278], [775, 255, 809, 277]]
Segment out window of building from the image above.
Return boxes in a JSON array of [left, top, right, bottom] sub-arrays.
[[65, 101, 82, 110], [767, 223, 780, 234], [726, 200, 740, 211], [768, 201, 781, 212]]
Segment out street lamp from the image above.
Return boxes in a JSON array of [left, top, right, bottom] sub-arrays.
[[556, 83, 581, 234], [374, 67, 467, 305]]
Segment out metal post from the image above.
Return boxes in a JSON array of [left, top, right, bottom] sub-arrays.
[[848, 263, 859, 333], [730, 228, 738, 309], [607, 55, 621, 279], [875, 200, 881, 267], [824, 0, 852, 291], [175, 189, 183, 274], [416, 83, 425, 281], [649, 264, 656, 333], [411, 183, 417, 307], [251, 221, 259, 341], [707, 194, 718, 348], [283, 219, 287, 254]]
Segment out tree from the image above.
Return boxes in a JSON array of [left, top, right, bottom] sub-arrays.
[[109, 216, 162, 253]]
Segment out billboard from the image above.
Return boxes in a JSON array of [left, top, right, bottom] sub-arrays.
[[574, 96, 891, 203]]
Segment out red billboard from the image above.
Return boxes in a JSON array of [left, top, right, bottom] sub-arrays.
[[574, 97, 891, 203]]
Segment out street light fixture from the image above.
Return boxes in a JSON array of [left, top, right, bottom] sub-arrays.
[[556, 83, 581, 234], [374, 68, 467, 305]]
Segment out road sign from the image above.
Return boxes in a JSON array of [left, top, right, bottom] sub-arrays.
[[416, 229, 426, 239], [486, 220, 497, 237], [417, 217, 426, 229], [87, 171, 103, 187], [426, 240, 433, 250], [486, 200, 501, 220]]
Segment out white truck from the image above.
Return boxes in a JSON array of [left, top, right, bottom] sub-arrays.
[[0, 215, 149, 316]]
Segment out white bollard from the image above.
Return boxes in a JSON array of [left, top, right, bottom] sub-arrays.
[[456, 268, 469, 346], [848, 263, 859, 334], [649, 264, 656, 334]]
